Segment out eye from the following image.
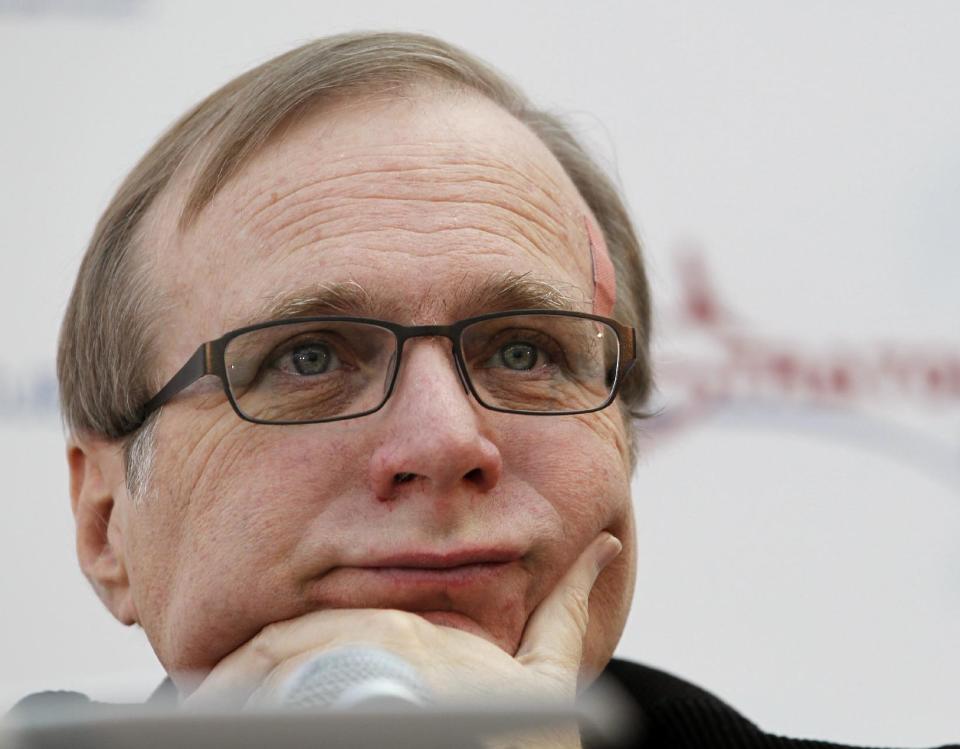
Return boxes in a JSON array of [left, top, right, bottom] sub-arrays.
[[281, 342, 341, 376], [497, 342, 541, 371]]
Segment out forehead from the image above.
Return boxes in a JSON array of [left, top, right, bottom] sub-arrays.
[[147, 90, 596, 365]]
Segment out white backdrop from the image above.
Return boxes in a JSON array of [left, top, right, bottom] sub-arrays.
[[1, 1, 958, 745]]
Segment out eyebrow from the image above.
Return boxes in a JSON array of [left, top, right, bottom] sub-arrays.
[[456, 272, 582, 315], [237, 272, 582, 329]]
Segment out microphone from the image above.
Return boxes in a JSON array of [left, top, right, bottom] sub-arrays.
[[274, 647, 433, 710]]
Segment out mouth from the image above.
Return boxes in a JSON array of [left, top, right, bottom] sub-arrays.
[[354, 560, 514, 587], [364, 548, 524, 569], [310, 547, 525, 603], [352, 547, 523, 587], [304, 548, 531, 651]]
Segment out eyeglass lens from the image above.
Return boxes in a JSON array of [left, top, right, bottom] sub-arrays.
[[222, 315, 620, 423]]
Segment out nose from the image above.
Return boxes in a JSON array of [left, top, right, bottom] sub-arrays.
[[368, 339, 503, 501]]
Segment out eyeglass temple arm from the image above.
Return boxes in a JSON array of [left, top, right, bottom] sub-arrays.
[[625, 327, 638, 374], [138, 342, 214, 422]]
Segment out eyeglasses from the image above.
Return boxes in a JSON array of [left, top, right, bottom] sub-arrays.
[[136, 310, 636, 427]]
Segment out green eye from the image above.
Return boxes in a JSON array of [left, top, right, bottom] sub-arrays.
[[499, 342, 539, 370], [290, 344, 336, 375]]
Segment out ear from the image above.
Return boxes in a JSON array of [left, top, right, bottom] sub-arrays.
[[68, 436, 139, 626]]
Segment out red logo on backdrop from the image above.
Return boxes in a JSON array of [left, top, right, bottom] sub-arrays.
[[649, 249, 960, 485]]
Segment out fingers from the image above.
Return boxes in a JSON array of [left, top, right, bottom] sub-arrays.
[[183, 608, 432, 708], [514, 531, 621, 679]]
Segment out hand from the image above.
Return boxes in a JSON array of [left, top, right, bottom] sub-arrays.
[[183, 531, 622, 745]]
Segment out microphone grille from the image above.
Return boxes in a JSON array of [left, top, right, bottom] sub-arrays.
[[278, 647, 432, 710]]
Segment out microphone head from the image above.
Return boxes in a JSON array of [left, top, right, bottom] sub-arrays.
[[275, 647, 433, 710]]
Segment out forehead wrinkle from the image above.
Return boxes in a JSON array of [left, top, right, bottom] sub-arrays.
[[270, 222, 570, 282], [254, 176, 572, 251], [260, 199, 570, 271], [238, 157, 576, 259], [234, 143, 475, 221], [234, 138, 572, 226], [215, 173, 584, 301]]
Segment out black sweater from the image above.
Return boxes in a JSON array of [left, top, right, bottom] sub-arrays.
[[596, 658, 959, 749]]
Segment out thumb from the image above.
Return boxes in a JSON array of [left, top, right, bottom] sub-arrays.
[[515, 532, 622, 678]]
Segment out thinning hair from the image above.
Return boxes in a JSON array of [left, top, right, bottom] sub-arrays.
[[57, 31, 653, 476]]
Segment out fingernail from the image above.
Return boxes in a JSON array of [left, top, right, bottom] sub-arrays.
[[596, 533, 622, 574]]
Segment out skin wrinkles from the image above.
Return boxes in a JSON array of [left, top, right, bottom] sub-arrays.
[[572, 406, 632, 470], [238, 199, 550, 292], [272, 224, 565, 282], [139, 417, 309, 664], [109, 92, 635, 688], [262, 193, 570, 269], [226, 104, 586, 286], [243, 186, 580, 285], [243, 155, 570, 230], [235, 139, 573, 233], [243, 161, 573, 250]]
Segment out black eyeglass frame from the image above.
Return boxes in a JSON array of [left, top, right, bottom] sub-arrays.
[[136, 309, 637, 428]]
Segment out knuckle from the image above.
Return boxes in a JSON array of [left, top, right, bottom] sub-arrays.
[[561, 587, 591, 631], [375, 608, 423, 637], [519, 646, 571, 680], [377, 608, 412, 626], [250, 621, 284, 663], [370, 609, 435, 653]]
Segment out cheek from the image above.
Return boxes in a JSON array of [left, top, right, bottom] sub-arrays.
[[129, 415, 374, 671], [505, 413, 632, 536], [163, 416, 366, 536], [501, 414, 635, 672]]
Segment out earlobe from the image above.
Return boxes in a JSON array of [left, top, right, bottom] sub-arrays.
[[68, 438, 139, 626]]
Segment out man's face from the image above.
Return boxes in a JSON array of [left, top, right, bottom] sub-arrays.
[[121, 90, 636, 687]]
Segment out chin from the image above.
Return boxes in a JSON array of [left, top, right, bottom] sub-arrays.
[[414, 609, 516, 650]]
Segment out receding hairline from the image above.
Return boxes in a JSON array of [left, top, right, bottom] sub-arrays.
[[166, 50, 530, 232], [172, 80, 557, 231]]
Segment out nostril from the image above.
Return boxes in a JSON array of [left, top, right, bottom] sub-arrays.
[[463, 468, 483, 484]]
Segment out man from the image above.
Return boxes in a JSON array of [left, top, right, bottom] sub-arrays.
[[20, 31, 955, 748]]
